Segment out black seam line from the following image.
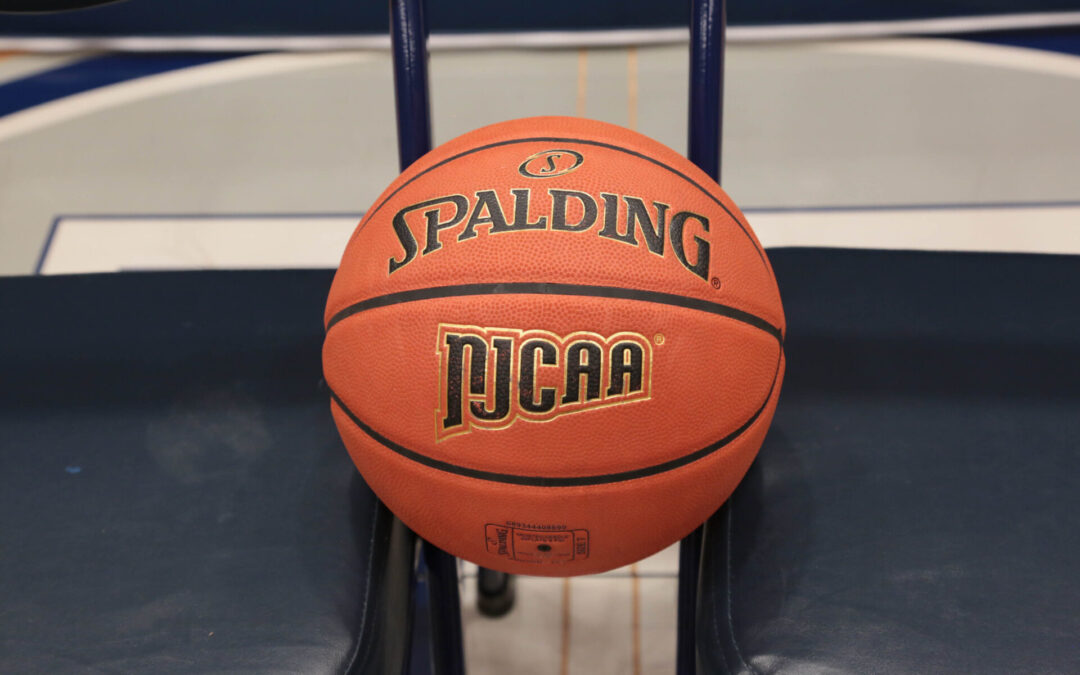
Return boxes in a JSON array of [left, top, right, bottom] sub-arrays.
[[327, 354, 781, 488], [352, 135, 768, 268], [325, 282, 784, 343]]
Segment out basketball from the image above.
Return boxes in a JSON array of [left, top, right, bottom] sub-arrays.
[[323, 116, 785, 576]]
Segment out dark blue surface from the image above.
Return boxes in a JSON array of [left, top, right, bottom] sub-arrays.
[[696, 248, 1080, 673], [0, 270, 414, 673], [0, 52, 241, 119], [1, 0, 1078, 36], [0, 0, 125, 11], [970, 26, 1080, 57]]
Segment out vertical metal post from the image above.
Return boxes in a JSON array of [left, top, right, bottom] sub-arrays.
[[390, 0, 432, 171], [390, 2, 465, 674], [688, 0, 725, 182], [680, 1, 726, 673], [676, 528, 703, 675], [423, 543, 466, 675]]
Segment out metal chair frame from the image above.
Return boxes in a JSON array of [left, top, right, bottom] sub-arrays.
[[389, 1, 726, 671]]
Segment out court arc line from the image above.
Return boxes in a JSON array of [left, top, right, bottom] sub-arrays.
[[822, 37, 1080, 80], [0, 51, 376, 143]]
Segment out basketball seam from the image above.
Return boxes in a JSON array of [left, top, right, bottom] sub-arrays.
[[326, 352, 782, 487], [348, 135, 769, 269], [324, 282, 784, 342]]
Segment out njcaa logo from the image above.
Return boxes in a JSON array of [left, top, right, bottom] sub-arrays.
[[437, 324, 653, 440], [518, 149, 584, 178]]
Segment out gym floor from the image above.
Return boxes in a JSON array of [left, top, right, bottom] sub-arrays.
[[2, 37, 1079, 673]]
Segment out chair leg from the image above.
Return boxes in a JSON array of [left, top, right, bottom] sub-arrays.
[[476, 567, 516, 617], [424, 542, 466, 675], [676, 526, 704, 675]]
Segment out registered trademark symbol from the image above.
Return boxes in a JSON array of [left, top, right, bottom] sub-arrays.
[[654, 334, 665, 345], [710, 277, 722, 289]]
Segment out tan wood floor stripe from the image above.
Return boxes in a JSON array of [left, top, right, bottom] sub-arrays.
[[576, 48, 588, 117], [561, 577, 572, 675], [631, 563, 642, 675], [627, 46, 639, 131]]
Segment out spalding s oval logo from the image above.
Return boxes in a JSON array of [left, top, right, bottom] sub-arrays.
[[518, 149, 584, 178]]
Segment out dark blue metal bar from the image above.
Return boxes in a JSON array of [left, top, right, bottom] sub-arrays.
[[390, 1, 465, 673], [422, 542, 466, 675], [390, 0, 432, 171], [680, 1, 726, 673], [687, 0, 726, 184], [676, 528, 703, 675]]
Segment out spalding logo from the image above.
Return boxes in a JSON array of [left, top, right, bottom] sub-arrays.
[[437, 324, 653, 440], [518, 149, 584, 178], [387, 188, 713, 282]]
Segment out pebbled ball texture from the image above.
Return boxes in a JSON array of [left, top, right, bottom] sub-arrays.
[[324, 116, 785, 576]]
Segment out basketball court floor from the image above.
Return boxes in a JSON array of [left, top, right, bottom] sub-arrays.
[[2, 36, 1079, 673]]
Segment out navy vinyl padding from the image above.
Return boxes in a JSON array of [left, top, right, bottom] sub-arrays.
[[698, 249, 1080, 674], [0, 270, 411, 674]]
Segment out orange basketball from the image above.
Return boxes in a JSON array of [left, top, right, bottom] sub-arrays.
[[323, 116, 784, 576]]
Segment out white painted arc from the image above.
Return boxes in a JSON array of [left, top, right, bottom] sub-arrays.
[[821, 38, 1080, 80], [0, 51, 375, 144]]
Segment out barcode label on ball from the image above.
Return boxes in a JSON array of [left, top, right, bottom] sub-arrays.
[[485, 523, 590, 563]]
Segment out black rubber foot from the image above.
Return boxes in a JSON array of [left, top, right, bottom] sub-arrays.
[[476, 567, 516, 617]]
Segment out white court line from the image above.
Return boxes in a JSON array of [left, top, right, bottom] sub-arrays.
[[732, 10, 1080, 42], [2, 11, 1080, 51], [822, 37, 1080, 79], [0, 51, 374, 144], [0, 51, 93, 85], [749, 205, 1080, 255], [39, 215, 358, 274], [38, 205, 1080, 275]]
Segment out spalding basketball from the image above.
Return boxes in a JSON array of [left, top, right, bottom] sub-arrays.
[[323, 116, 784, 576]]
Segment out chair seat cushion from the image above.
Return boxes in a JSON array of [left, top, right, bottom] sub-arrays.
[[698, 249, 1080, 674], [0, 270, 410, 674]]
